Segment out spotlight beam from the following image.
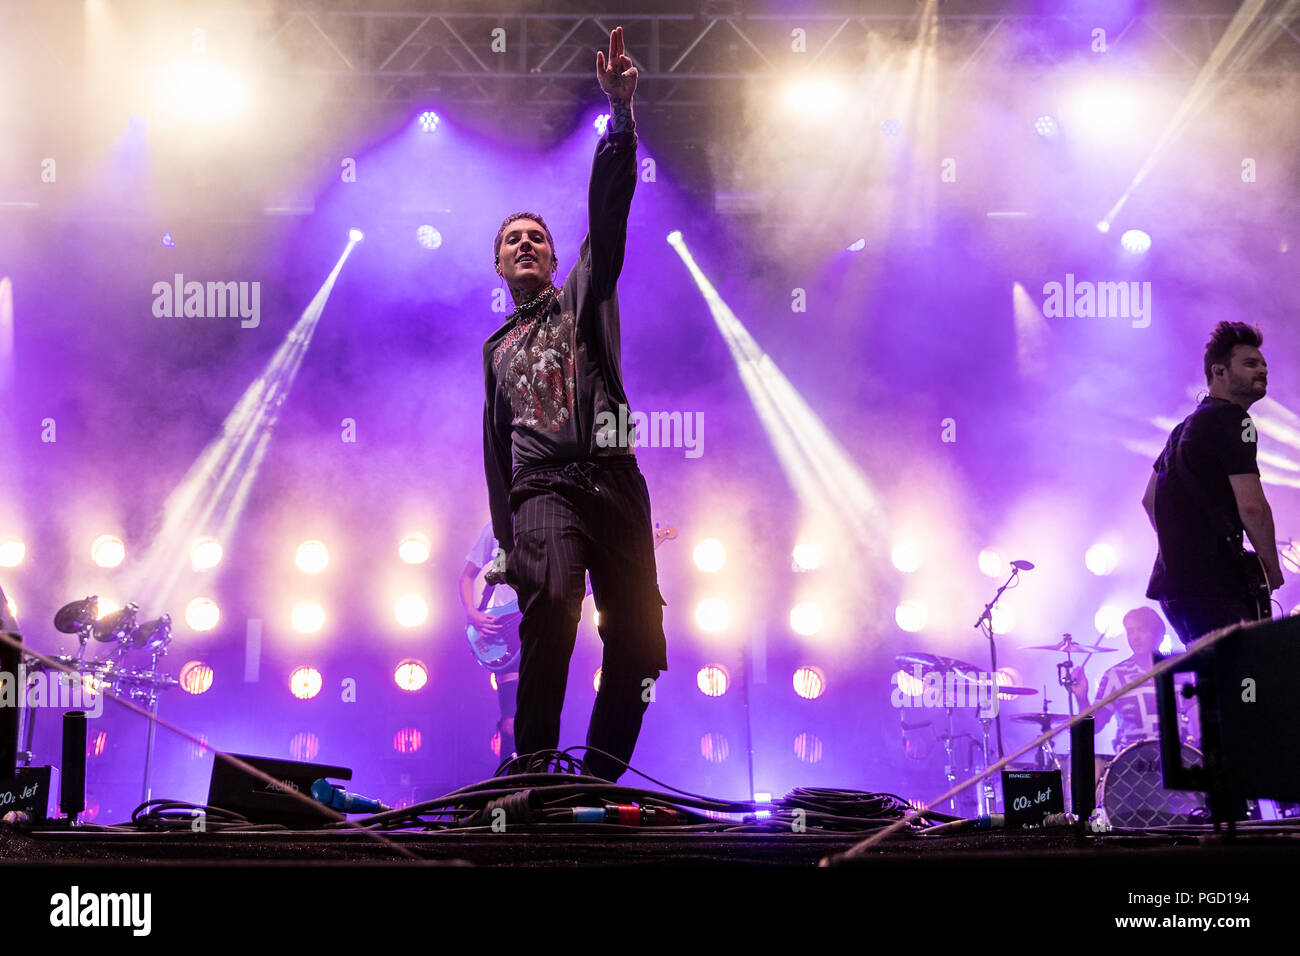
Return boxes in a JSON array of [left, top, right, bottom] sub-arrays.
[[124, 240, 358, 611], [669, 233, 888, 561]]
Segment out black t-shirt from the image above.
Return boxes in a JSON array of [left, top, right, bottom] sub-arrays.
[[1146, 396, 1260, 601]]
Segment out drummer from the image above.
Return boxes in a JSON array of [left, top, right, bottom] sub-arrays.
[[1070, 606, 1196, 750]]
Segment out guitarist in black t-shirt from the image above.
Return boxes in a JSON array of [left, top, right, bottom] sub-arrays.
[[1144, 321, 1283, 645]]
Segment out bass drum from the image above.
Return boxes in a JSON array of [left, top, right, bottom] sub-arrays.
[[1097, 739, 1205, 827]]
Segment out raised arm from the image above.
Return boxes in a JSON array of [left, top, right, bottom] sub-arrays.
[[585, 26, 639, 299]]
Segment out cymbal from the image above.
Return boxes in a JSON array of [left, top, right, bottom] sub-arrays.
[[93, 603, 139, 643], [54, 597, 98, 634], [993, 685, 1038, 697], [1012, 712, 1074, 725], [895, 652, 979, 677], [1021, 637, 1117, 654]]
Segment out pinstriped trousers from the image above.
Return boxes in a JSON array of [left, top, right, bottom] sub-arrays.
[[505, 455, 668, 781]]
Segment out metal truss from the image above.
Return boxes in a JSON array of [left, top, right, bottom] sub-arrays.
[[252, 8, 1300, 105]]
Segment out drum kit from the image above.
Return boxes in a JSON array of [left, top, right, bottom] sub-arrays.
[[17, 595, 180, 803], [897, 632, 1207, 826]]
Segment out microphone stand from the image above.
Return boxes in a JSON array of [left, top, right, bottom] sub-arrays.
[[972, 566, 1021, 762]]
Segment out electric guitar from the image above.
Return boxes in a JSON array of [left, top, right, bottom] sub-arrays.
[[465, 524, 677, 672]]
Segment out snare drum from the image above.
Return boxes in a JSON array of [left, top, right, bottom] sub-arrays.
[[1097, 739, 1205, 827]]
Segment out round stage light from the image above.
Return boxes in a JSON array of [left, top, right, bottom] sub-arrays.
[[1095, 604, 1124, 637], [978, 548, 1004, 578], [185, 597, 220, 632], [593, 112, 610, 134], [417, 110, 440, 133], [1034, 115, 1058, 138], [165, 61, 249, 121], [696, 665, 729, 697], [289, 666, 323, 700], [794, 732, 824, 763], [0, 538, 25, 567], [881, 119, 902, 136], [295, 540, 329, 573], [793, 666, 826, 700], [191, 537, 223, 571], [1085, 543, 1118, 576], [394, 727, 422, 754], [846, 238, 866, 252], [291, 602, 325, 634], [996, 667, 1022, 701], [694, 598, 730, 633], [895, 668, 924, 698], [416, 225, 442, 250], [792, 542, 821, 571], [91, 535, 125, 568], [179, 660, 214, 695], [891, 542, 921, 573], [895, 600, 927, 633], [1120, 229, 1151, 254], [348, 228, 364, 243], [1096, 220, 1111, 233], [289, 732, 320, 761], [789, 602, 823, 636], [394, 594, 429, 628], [398, 532, 432, 564], [693, 538, 725, 572], [394, 659, 428, 692], [700, 732, 729, 763]]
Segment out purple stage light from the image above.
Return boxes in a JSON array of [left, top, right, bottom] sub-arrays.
[[793, 666, 825, 700], [417, 110, 440, 132], [696, 665, 729, 697], [179, 661, 214, 695], [289, 731, 320, 761], [416, 225, 442, 250], [593, 113, 610, 135], [881, 119, 902, 136], [846, 238, 866, 252], [161, 232, 175, 247], [700, 732, 729, 763], [393, 727, 422, 753], [1120, 229, 1151, 254], [1034, 115, 1058, 138], [794, 732, 823, 763], [290, 666, 323, 699]]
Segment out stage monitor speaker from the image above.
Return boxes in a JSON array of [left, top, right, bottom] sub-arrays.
[[1157, 614, 1300, 806], [0, 582, 20, 780], [207, 752, 352, 827]]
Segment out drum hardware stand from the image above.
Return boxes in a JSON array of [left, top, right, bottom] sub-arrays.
[[937, 705, 962, 813], [974, 714, 998, 816]]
